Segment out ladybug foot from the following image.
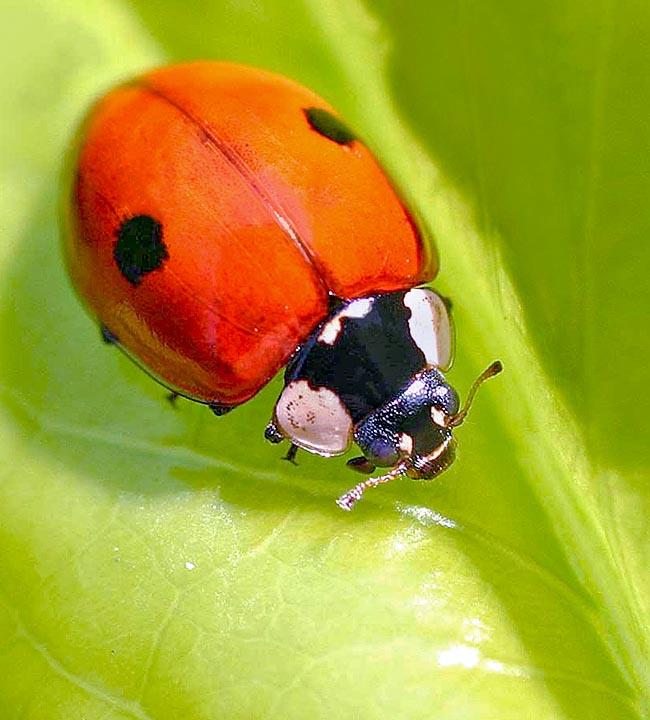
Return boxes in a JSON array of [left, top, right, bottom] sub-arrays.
[[282, 443, 299, 465], [264, 421, 284, 444], [346, 456, 376, 474], [209, 403, 234, 417], [100, 325, 118, 345]]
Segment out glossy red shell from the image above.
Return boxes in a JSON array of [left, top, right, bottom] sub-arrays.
[[64, 62, 437, 406]]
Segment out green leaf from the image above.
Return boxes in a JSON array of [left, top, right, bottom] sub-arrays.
[[1, 0, 649, 718]]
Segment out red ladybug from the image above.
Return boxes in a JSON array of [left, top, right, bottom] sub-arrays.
[[63, 61, 501, 509]]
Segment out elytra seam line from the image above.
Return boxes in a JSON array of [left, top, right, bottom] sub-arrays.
[[138, 81, 331, 299]]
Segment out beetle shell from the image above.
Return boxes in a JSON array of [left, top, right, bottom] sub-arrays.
[[64, 62, 436, 406]]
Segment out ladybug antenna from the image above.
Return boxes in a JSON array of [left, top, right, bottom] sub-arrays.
[[336, 462, 408, 511], [447, 360, 503, 428]]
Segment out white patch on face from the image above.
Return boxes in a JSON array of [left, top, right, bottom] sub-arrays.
[[274, 380, 353, 457], [403, 289, 454, 370], [397, 433, 414, 457], [317, 297, 375, 346], [430, 406, 448, 428]]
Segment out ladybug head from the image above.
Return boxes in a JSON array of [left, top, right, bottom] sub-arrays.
[[338, 361, 502, 510]]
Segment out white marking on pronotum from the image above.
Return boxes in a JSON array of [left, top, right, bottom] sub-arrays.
[[317, 297, 375, 345], [403, 289, 454, 370], [274, 380, 353, 456]]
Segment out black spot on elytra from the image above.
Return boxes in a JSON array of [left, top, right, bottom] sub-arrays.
[[304, 107, 356, 146], [114, 215, 167, 286]]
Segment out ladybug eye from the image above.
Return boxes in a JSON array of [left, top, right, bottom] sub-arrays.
[[365, 434, 401, 467], [114, 214, 168, 287], [303, 107, 356, 146]]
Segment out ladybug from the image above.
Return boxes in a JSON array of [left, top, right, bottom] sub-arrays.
[[62, 61, 501, 509]]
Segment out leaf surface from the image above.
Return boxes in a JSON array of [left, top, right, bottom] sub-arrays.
[[0, 1, 648, 718]]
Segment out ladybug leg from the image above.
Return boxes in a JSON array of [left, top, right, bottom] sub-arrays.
[[346, 456, 376, 475], [264, 421, 284, 444], [100, 324, 118, 345], [209, 402, 234, 416], [283, 443, 299, 465], [264, 421, 299, 464], [167, 391, 180, 406]]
